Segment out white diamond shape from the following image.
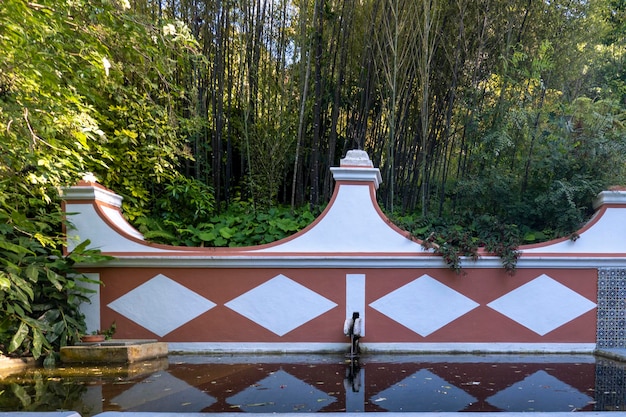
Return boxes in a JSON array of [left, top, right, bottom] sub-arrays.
[[487, 274, 596, 336], [225, 274, 337, 336], [107, 274, 216, 337], [227, 369, 335, 412], [111, 371, 217, 412], [486, 370, 593, 411], [372, 369, 477, 412], [369, 275, 479, 336]]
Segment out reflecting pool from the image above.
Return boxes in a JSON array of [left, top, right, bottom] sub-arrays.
[[1, 354, 625, 414]]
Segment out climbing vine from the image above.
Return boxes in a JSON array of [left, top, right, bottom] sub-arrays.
[[394, 214, 522, 275]]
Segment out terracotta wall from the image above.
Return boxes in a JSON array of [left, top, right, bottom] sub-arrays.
[[61, 150, 626, 353]]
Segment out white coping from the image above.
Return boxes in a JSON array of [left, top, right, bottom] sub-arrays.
[[73, 255, 626, 269], [171, 353, 598, 364], [167, 342, 596, 354], [62, 184, 123, 207], [593, 189, 626, 208], [329, 167, 382, 188]]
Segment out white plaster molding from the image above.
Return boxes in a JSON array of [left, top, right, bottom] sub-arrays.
[[61, 184, 123, 208], [69, 254, 626, 269], [64, 202, 167, 253], [340, 149, 374, 167], [330, 149, 382, 188], [167, 342, 596, 353], [593, 189, 626, 209], [330, 167, 382, 188], [253, 184, 419, 253]]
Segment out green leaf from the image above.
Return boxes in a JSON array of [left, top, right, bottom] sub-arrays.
[[10, 384, 31, 407], [25, 263, 39, 282], [9, 322, 28, 353], [219, 226, 235, 239], [0, 273, 10, 291], [0, 240, 33, 255], [198, 231, 217, 241], [32, 328, 44, 359], [43, 354, 56, 368], [70, 239, 91, 255], [46, 268, 63, 291]]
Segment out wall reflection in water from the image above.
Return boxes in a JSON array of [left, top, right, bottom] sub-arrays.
[[1, 354, 625, 414]]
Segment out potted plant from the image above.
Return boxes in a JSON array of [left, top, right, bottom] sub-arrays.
[[80, 332, 105, 343], [79, 322, 116, 343]]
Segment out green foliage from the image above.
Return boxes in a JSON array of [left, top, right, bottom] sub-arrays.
[[0, 371, 87, 413], [0, 0, 201, 361], [92, 322, 117, 340], [136, 201, 316, 247], [394, 213, 521, 275], [155, 176, 216, 223], [0, 198, 110, 364]]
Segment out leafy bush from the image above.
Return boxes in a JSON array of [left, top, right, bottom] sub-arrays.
[[0, 198, 110, 365], [0, 0, 191, 362], [136, 201, 317, 247]]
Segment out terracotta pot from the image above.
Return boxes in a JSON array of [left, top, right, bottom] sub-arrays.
[[80, 334, 105, 343]]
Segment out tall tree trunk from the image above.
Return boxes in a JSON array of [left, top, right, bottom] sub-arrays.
[[417, 0, 441, 216], [291, 0, 315, 210], [325, 0, 354, 200], [309, 0, 323, 208], [211, 0, 225, 209]]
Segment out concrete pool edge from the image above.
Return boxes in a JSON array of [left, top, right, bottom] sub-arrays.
[[2, 412, 626, 417], [595, 348, 626, 362]]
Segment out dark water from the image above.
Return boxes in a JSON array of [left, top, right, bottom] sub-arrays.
[[0, 354, 625, 415]]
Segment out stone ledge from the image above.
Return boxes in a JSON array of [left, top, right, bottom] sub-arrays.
[[0, 355, 36, 377], [60, 340, 167, 364], [595, 348, 626, 362]]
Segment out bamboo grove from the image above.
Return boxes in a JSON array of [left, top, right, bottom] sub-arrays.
[[130, 0, 625, 227]]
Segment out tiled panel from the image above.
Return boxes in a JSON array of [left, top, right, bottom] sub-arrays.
[[597, 268, 626, 348], [595, 358, 626, 411], [99, 268, 597, 344]]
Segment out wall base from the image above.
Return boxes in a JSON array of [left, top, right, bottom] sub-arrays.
[[167, 342, 597, 354]]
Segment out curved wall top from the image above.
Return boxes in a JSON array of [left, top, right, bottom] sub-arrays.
[[61, 149, 626, 268]]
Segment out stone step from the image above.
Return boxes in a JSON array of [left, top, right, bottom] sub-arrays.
[[60, 340, 167, 364]]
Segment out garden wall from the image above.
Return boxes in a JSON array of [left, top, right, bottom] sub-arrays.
[[61, 150, 626, 353]]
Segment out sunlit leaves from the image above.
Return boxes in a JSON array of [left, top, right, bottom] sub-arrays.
[[0, 0, 205, 362]]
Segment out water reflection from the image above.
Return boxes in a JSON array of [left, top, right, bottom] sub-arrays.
[[0, 354, 625, 414]]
